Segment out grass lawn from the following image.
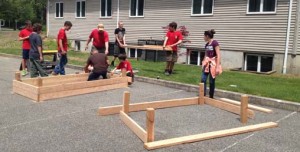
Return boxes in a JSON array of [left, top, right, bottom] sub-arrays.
[[1, 30, 300, 102]]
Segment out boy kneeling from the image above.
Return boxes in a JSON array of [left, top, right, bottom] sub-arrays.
[[111, 54, 134, 84], [84, 49, 109, 81]]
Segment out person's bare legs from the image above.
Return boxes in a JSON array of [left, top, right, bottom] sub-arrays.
[[170, 62, 175, 74]]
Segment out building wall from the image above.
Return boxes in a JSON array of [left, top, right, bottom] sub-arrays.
[[48, 0, 300, 73]]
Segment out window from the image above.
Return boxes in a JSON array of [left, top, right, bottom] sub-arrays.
[[55, 2, 64, 18], [100, 0, 112, 17], [192, 0, 213, 15], [188, 50, 205, 66], [244, 54, 273, 72], [248, 0, 276, 13], [76, 0, 86, 18], [130, 0, 144, 17]]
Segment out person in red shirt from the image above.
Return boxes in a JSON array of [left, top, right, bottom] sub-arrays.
[[85, 23, 109, 55], [18, 20, 32, 76], [52, 21, 73, 75], [111, 54, 134, 84], [163, 22, 183, 76]]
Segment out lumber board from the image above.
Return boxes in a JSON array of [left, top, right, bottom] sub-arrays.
[[38, 77, 128, 94], [240, 95, 248, 124], [199, 83, 204, 105], [123, 92, 130, 114], [120, 111, 147, 143], [219, 98, 273, 113], [125, 45, 173, 51], [146, 108, 155, 142], [22, 73, 89, 86], [144, 122, 278, 150], [13, 80, 39, 101], [99, 97, 199, 116], [39, 82, 128, 101], [204, 97, 255, 119]]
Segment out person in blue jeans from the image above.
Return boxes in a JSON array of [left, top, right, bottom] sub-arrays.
[[201, 29, 222, 98], [52, 21, 72, 75]]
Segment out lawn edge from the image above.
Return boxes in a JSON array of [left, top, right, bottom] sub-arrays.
[[1, 53, 299, 112]]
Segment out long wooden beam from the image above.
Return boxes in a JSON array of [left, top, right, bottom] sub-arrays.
[[204, 97, 255, 119], [144, 122, 278, 150], [120, 111, 147, 143], [99, 97, 199, 116], [219, 98, 273, 113], [125, 45, 173, 51]]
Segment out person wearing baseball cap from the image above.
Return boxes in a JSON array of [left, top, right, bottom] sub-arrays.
[[85, 23, 109, 54]]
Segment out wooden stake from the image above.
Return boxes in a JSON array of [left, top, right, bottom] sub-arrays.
[[123, 91, 130, 114], [241, 95, 249, 124], [121, 69, 127, 77], [37, 77, 43, 87], [146, 108, 155, 142], [15, 72, 21, 81], [199, 83, 205, 105]]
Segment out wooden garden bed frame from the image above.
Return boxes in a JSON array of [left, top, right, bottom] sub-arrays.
[[13, 71, 131, 102], [98, 83, 277, 150]]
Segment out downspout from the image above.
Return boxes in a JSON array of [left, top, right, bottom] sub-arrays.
[[290, 0, 300, 73], [283, 0, 293, 74], [47, 0, 50, 37], [117, 0, 120, 27]]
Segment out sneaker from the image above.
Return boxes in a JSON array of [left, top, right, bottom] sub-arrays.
[[164, 70, 170, 76], [51, 71, 58, 76], [169, 70, 173, 75], [21, 70, 28, 76]]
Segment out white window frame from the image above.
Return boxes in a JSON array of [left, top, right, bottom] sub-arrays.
[[75, 0, 86, 18], [244, 54, 274, 72], [191, 0, 214, 16], [100, 0, 112, 18], [247, 0, 277, 14], [55, 2, 64, 18], [129, 0, 145, 18]]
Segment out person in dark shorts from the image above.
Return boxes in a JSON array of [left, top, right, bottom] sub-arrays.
[[84, 49, 110, 81], [85, 23, 109, 55], [29, 23, 48, 78], [111, 21, 127, 66], [18, 20, 32, 76], [163, 22, 183, 76]]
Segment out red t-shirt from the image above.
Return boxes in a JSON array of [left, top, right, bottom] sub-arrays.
[[57, 28, 68, 51], [19, 28, 32, 50], [117, 60, 133, 75], [166, 31, 183, 51], [89, 29, 109, 49]]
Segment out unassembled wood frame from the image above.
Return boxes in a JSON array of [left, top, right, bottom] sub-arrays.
[[13, 70, 132, 102], [98, 83, 277, 150]]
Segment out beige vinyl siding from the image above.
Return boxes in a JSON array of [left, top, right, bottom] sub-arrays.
[[48, 0, 299, 54], [49, 0, 118, 41]]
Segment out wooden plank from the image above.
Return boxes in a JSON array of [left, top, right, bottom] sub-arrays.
[[125, 45, 173, 51], [204, 97, 255, 119], [39, 82, 128, 101], [99, 97, 199, 116], [13, 80, 39, 101], [219, 98, 273, 113], [240, 95, 249, 124], [120, 111, 147, 143], [39, 77, 128, 94], [199, 83, 204, 105], [144, 122, 278, 150], [123, 91, 130, 114], [22, 73, 89, 86], [146, 108, 155, 142]]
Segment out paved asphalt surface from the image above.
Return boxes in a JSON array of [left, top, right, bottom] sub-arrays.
[[0, 56, 299, 152]]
